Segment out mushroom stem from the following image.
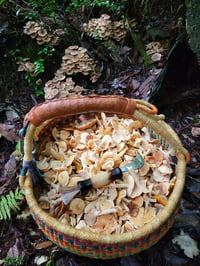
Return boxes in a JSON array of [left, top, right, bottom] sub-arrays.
[[152, 195, 167, 206]]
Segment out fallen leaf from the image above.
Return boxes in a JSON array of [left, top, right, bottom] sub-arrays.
[[0, 123, 19, 142], [151, 53, 162, 62], [128, 79, 140, 92], [7, 238, 25, 257], [3, 156, 17, 179], [172, 230, 199, 259], [118, 46, 132, 55], [6, 110, 20, 121], [191, 127, 200, 137], [0, 178, 11, 195], [16, 208, 31, 220], [35, 240, 53, 250], [34, 255, 49, 265], [138, 74, 158, 98]]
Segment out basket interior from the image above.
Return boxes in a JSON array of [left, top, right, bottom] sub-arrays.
[[22, 111, 187, 256]]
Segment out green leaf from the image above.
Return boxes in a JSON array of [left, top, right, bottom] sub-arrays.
[[15, 187, 24, 200], [4, 255, 25, 266], [15, 187, 19, 197], [6, 194, 20, 212], [16, 140, 21, 152], [9, 190, 15, 198], [0, 209, 3, 220], [16, 9, 21, 16], [0, 205, 7, 220], [1, 196, 11, 219], [0, 188, 24, 220]]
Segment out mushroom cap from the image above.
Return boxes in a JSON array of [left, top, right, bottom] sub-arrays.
[[45, 88, 59, 100], [36, 38, 46, 45], [54, 28, 65, 36], [54, 73, 66, 81], [60, 46, 98, 78], [25, 62, 35, 72], [37, 29, 48, 37], [24, 21, 62, 46], [17, 65, 25, 71], [58, 171, 69, 187]]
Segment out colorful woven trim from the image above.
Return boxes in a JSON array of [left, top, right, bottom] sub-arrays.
[[30, 208, 178, 259]]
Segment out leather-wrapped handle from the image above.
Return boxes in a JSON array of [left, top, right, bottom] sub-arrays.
[[25, 95, 137, 126]]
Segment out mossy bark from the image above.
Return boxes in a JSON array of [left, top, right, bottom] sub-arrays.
[[186, 0, 200, 65]]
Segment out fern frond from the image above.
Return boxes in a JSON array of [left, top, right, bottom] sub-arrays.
[[4, 254, 25, 266], [6, 194, 20, 212], [0, 201, 8, 220], [1, 196, 11, 219], [0, 188, 24, 220], [14, 187, 25, 200]]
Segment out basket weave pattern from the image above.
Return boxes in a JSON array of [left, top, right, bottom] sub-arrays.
[[20, 96, 189, 259], [31, 207, 178, 258]]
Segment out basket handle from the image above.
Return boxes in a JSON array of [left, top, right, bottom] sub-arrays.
[[134, 99, 158, 114], [25, 95, 158, 126]]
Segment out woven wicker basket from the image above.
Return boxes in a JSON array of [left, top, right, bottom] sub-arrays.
[[19, 95, 190, 259]]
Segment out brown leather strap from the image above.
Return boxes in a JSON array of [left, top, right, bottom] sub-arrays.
[[25, 95, 137, 126]]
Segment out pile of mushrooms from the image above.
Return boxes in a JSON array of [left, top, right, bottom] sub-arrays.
[[146, 42, 164, 62], [23, 21, 64, 45], [112, 20, 127, 41], [36, 112, 176, 234], [60, 45, 101, 83], [44, 45, 102, 100], [16, 58, 35, 76], [83, 14, 126, 42], [83, 14, 112, 40], [44, 73, 83, 100]]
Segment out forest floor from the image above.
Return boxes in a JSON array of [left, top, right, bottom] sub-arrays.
[[0, 15, 200, 263], [0, 61, 200, 266]]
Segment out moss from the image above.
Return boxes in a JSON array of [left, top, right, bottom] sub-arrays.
[[186, 0, 200, 65]]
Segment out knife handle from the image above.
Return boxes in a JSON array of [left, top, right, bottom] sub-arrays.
[[78, 167, 123, 194]]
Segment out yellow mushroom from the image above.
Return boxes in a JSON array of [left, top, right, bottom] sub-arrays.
[[58, 171, 69, 187], [36, 157, 49, 171], [116, 189, 126, 205], [69, 198, 86, 214], [97, 198, 114, 211]]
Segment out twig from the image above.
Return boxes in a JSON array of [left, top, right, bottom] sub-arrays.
[[177, 122, 200, 133], [30, 94, 38, 106]]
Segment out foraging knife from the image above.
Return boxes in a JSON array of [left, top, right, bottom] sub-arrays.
[[60, 151, 144, 205]]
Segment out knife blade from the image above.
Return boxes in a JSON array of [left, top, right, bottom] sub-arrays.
[[60, 151, 144, 205]]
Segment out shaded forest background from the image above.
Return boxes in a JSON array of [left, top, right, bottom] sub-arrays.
[[0, 0, 200, 265], [1, 0, 197, 104]]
